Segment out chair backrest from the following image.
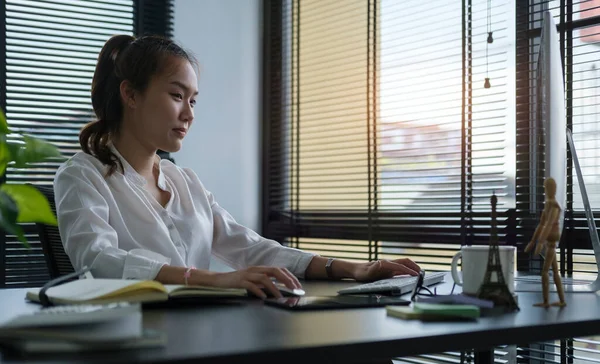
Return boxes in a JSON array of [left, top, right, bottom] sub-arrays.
[[33, 185, 75, 278]]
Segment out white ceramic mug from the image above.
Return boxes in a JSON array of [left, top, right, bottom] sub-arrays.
[[450, 245, 516, 295]]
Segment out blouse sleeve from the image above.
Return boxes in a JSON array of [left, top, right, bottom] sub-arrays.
[[207, 190, 315, 278], [181, 169, 315, 278]]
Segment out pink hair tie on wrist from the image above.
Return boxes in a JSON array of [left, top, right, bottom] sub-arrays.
[[184, 266, 195, 286]]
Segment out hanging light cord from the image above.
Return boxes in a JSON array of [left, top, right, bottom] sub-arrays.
[[485, 0, 493, 88], [487, 0, 492, 34]]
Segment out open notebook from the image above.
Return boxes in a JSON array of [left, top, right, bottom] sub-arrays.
[[26, 278, 247, 305]]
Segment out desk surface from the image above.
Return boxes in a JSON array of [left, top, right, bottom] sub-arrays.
[[1, 274, 600, 364]]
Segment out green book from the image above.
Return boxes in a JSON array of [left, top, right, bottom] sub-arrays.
[[386, 302, 480, 321], [413, 302, 480, 318]]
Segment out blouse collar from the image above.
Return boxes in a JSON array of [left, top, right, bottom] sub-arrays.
[[108, 144, 167, 190]]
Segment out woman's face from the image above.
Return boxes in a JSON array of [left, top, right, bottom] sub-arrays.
[[126, 57, 198, 153]]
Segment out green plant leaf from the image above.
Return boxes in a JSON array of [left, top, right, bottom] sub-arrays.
[[7, 141, 28, 169], [22, 135, 64, 165], [0, 109, 10, 135], [0, 189, 27, 248], [0, 137, 9, 176], [1, 184, 57, 226], [8, 136, 64, 168]]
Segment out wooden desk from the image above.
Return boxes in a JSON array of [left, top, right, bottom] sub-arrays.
[[1, 274, 600, 364]]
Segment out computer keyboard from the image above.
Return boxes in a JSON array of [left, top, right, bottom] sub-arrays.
[[338, 271, 446, 296]]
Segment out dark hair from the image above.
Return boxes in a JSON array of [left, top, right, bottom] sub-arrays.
[[80, 35, 197, 176]]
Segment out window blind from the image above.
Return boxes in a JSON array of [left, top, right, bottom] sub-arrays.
[[0, 0, 173, 288], [264, 0, 515, 269], [515, 1, 600, 362]]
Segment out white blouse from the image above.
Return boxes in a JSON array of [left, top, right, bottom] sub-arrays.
[[53, 147, 315, 280]]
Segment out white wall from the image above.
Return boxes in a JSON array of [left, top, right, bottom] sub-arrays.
[[173, 0, 262, 271]]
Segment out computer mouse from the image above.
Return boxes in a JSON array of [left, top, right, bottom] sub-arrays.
[[274, 285, 306, 297], [254, 284, 306, 298]]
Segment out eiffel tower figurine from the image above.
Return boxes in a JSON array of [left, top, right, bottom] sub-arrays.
[[477, 193, 520, 311]]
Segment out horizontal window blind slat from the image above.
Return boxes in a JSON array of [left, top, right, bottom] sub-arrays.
[[6, 46, 100, 62], [8, 95, 91, 104], [6, 32, 107, 48], [6, 52, 98, 66], [6, 25, 114, 42], [6, 80, 91, 91], [6, 44, 97, 61], [6, 71, 93, 83], [7, 60, 95, 73]]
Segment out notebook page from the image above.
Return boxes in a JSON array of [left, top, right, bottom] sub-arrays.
[[27, 279, 166, 302]]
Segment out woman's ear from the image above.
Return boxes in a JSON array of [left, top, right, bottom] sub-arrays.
[[119, 80, 137, 109]]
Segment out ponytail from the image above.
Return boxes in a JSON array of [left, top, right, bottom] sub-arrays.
[[79, 120, 123, 176], [80, 34, 133, 176]]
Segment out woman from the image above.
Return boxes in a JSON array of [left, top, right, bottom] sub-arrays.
[[54, 35, 420, 299]]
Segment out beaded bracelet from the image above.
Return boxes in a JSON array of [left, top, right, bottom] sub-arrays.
[[184, 266, 195, 286]]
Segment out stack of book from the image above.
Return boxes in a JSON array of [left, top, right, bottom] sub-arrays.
[[0, 302, 163, 353], [386, 294, 495, 321]]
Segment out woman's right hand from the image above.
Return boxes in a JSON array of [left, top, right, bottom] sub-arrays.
[[194, 266, 302, 299]]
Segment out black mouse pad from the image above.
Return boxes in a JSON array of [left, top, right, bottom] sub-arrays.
[[264, 295, 410, 310]]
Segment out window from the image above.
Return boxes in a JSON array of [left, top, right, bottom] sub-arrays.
[[264, 0, 515, 270], [0, 0, 174, 288]]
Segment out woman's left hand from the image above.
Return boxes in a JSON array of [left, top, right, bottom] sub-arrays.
[[351, 258, 421, 282]]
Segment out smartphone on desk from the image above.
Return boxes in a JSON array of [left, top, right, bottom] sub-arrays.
[[264, 295, 410, 311]]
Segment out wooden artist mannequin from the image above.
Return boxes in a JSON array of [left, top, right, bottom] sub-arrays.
[[524, 177, 567, 307]]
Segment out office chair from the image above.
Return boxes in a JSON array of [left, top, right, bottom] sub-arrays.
[[33, 184, 75, 279]]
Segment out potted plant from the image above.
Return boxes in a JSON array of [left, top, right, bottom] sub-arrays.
[[0, 108, 63, 247]]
